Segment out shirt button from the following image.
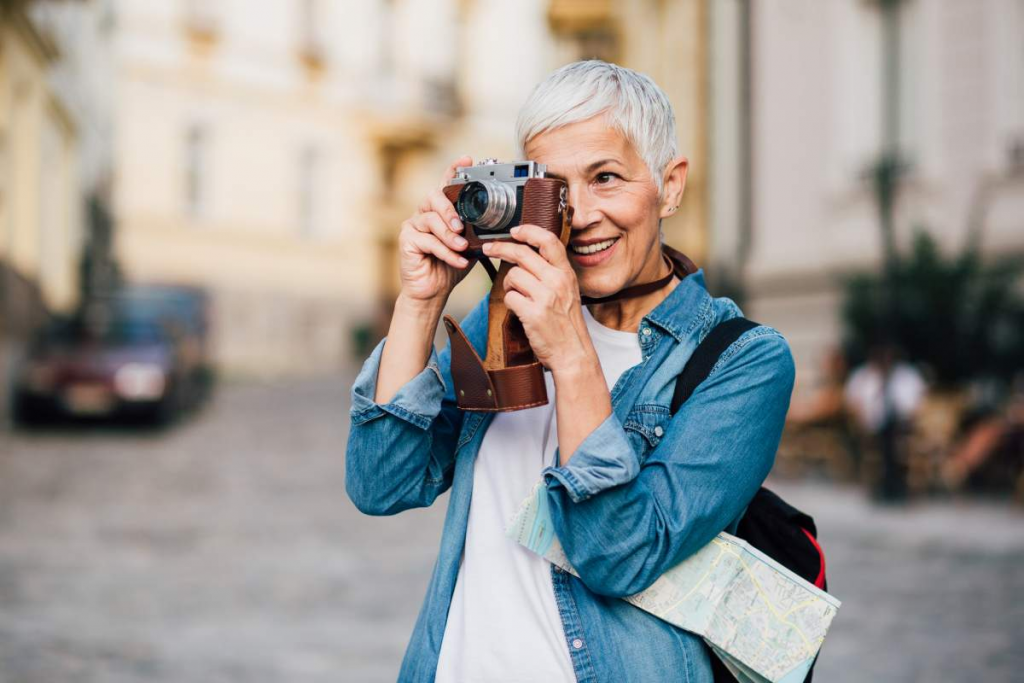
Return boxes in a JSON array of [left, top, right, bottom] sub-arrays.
[[572, 638, 584, 650], [654, 425, 664, 438], [642, 327, 652, 336]]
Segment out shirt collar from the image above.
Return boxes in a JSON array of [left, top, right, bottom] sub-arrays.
[[642, 268, 713, 343]]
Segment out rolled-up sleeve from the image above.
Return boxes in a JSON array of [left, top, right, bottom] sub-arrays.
[[345, 298, 487, 516], [541, 412, 641, 503], [350, 340, 447, 431], [543, 329, 796, 598]]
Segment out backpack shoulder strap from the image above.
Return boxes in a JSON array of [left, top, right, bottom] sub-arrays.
[[670, 317, 760, 415]]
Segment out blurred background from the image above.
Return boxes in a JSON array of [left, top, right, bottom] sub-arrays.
[[0, 0, 1022, 681]]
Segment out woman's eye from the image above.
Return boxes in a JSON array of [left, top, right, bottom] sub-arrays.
[[595, 172, 619, 184]]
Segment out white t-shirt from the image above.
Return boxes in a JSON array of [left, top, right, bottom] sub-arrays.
[[435, 307, 643, 683]]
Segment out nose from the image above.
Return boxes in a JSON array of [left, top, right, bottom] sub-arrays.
[[567, 183, 597, 230]]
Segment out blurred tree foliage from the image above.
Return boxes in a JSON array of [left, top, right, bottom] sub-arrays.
[[841, 229, 1024, 387]]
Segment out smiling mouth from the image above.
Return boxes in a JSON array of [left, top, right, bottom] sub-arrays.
[[570, 237, 619, 255]]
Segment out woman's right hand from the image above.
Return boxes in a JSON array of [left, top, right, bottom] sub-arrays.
[[398, 156, 476, 306]]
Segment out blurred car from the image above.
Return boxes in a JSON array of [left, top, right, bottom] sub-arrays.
[[99, 284, 215, 403], [11, 301, 205, 425]]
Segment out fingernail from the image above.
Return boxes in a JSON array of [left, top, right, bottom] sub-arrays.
[[482, 242, 493, 253], [454, 236, 468, 248], [450, 218, 463, 232], [457, 257, 469, 267], [510, 226, 520, 234]]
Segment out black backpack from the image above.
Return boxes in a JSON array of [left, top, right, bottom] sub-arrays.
[[670, 317, 826, 683]]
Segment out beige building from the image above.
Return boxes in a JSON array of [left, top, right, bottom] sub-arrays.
[[0, 3, 81, 323], [113, 0, 392, 376], [706, 0, 1024, 388], [110, 0, 715, 376]]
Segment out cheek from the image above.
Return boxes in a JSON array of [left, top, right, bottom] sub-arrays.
[[604, 192, 660, 244]]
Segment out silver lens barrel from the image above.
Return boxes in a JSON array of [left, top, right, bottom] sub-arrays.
[[474, 179, 517, 231]]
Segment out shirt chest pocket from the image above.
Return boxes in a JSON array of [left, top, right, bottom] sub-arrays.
[[622, 404, 670, 464]]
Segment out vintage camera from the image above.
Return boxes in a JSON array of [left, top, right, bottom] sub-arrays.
[[444, 159, 567, 250], [440, 158, 573, 412]]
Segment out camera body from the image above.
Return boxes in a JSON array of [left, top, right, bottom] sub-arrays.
[[444, 159, 567, 250], [440, 158, 573, 412]]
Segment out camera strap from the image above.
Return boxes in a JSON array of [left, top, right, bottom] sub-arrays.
[[580, 244, 696, 305]]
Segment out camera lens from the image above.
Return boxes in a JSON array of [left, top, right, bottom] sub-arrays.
[[456, 180, 516, 233], [458, 183, 490, 224]]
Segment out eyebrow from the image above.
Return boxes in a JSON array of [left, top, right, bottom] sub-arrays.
[[544, 158, 624, 180]]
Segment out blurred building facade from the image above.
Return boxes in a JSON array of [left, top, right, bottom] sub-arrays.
[[0, 2, 82, 330], [709, 0, 1024, 387], [109, 0, 713, 375], [113, 0, 383, 376], [0, 1, 87, 426], [31, 0, 120, 305]]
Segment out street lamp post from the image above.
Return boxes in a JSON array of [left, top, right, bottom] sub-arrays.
[[870, 0, 909, 501]]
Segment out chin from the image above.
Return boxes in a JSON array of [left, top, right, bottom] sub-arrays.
[[577, 270, 628, 300]]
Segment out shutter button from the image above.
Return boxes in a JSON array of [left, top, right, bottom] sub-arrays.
[[654, 425, 664, 438], [572, 638, 584, 650]]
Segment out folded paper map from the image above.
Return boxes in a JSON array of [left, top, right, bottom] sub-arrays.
[[506, 483, 841, 683]]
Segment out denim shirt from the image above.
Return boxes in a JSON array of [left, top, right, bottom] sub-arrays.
[[346, 270, 796, 683]]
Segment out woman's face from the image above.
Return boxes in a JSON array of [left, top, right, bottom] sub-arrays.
[[524, 116, 676, 299]]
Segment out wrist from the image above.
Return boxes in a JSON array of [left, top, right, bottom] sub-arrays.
[[550, 347, 602, 385], [395, 290, 446, 323]]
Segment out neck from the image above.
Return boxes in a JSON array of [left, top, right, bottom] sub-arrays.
[[586, 263, 679, 332]]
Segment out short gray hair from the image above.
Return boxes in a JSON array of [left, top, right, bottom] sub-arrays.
[[515, 60, 679, 196]]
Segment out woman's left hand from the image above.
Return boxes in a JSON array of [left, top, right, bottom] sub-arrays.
[[481, 224, 595, 374]]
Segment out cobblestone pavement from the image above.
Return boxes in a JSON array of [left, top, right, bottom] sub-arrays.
[[1, 378, 1022, 682]]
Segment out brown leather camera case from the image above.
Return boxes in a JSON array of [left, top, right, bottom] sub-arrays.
[[442, 176, 570, 412]]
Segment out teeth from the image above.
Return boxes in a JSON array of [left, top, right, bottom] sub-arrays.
[[571, 238, 617, 255]]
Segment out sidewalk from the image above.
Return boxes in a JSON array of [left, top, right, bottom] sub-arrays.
[[769, 480, 1024, 682], [0, 378, 1021, 682]]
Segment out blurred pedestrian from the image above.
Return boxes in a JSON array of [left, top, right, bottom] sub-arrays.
[[844, 343, 926, 501]]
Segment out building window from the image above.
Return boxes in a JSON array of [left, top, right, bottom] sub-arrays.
[[184, 0, 221, 43], [298, 145, 320, 237], [185, 124, 208, 220], [555, 29, 619, 63], [547, 0, 620, 63], [298, 0, 326, 71]]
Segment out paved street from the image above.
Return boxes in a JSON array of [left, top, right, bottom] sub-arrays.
[[1, 378, 1022, 682]]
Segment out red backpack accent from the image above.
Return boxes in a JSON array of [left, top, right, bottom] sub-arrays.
[[802, 528, 827, 590]]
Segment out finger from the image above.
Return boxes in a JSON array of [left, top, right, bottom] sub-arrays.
[[412, 211, 468, 252], [503, 289, 531, 322], [425, 188, 464, 233], [438, 155, 473, 189], [482, 240, 558, 280], [503, 265, 544, 301], [408, 229, 470, 269], [510, 224, 572, 269]]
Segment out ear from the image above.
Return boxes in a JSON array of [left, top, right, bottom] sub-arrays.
[[659, 156, 689, 219]]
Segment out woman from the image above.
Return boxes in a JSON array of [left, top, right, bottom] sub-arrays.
[[346, 60, 795, 683]]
